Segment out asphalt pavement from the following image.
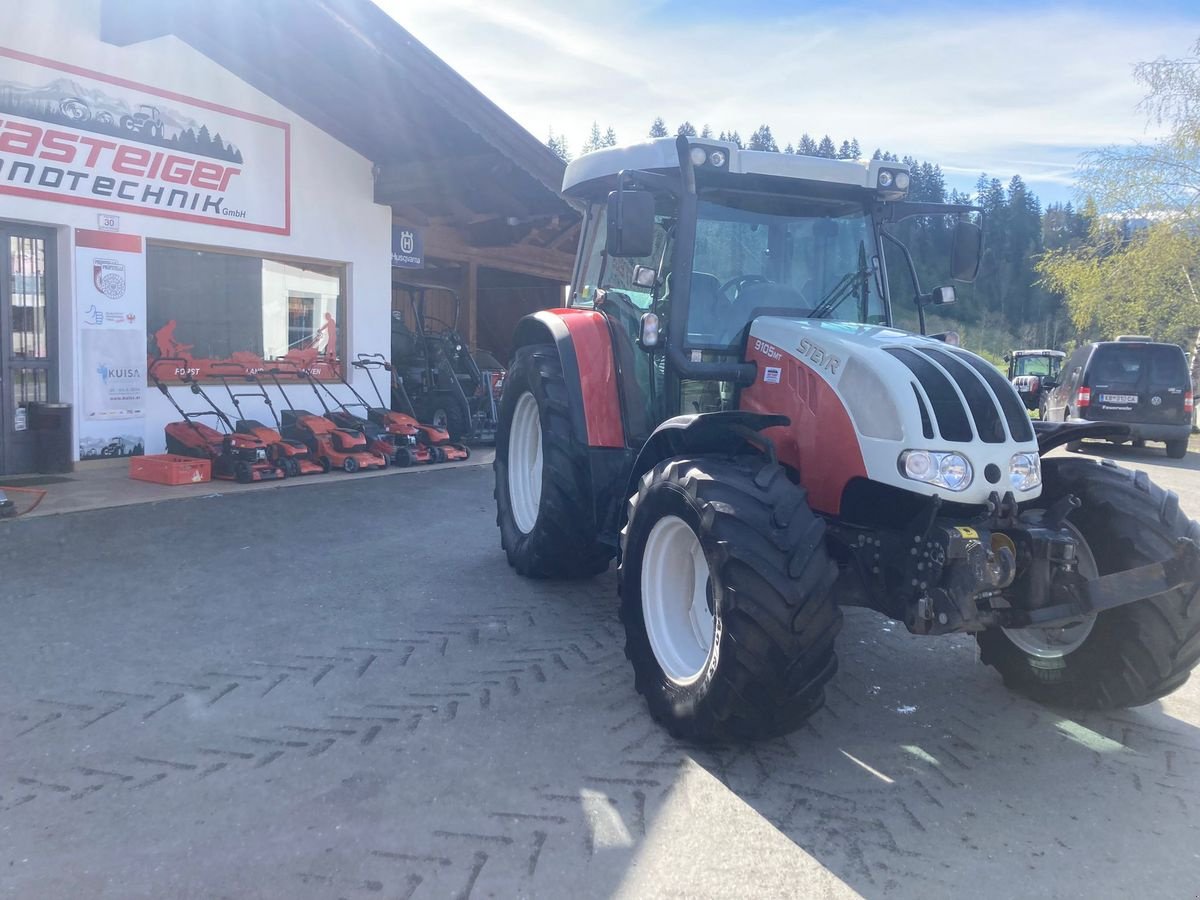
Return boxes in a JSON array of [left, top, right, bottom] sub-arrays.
[[1, 442, 1198, 899]]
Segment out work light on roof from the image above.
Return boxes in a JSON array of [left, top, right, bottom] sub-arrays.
[[894, 171, 911, 191], [709, 149, 727, 167], [878, 170, 894, 188], [689, 146, 708, 167]]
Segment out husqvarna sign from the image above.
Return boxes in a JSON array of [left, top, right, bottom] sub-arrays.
[[0, 47, 290, 234], [392, 225, 423, 268]]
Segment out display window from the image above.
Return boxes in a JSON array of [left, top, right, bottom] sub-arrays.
[[146, 243, 345, 381]]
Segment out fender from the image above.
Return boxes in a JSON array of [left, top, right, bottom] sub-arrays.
[[622, 411, 789, 528], [512, 309, 624, 448]]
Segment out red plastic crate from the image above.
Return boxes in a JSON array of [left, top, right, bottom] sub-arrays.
[[129, 454, 211, 485]]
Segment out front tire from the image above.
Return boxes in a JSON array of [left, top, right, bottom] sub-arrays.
[[978, 457, 1200, 708], [494, 343, 613, 579], [619, 456, 841, 741]]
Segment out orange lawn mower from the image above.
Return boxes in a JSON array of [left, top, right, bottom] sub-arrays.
[[264, 366, 388, 474], [356, 353, 470, 463], [293, 365, 421, 467], [206, 363, 326, 477], [149, 360, 285, 483]]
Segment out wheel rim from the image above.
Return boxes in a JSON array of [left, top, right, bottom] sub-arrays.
[[507, 392, 543, 534], [641, 515, 716, 686], [1003, 520, 1099, 659]]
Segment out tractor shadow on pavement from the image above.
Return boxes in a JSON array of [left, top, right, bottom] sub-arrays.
[[633, 607, 1200, 898]]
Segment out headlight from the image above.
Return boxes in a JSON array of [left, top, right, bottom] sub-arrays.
[[878, 170, 894, 188], [1009, 452, 1041, 492], [894, 171, 911, 191], [899, 450, 974, 492]]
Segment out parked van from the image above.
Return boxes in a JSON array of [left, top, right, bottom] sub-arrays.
[[1043, 339, 1194, 457]]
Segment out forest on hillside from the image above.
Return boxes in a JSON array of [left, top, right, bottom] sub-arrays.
[[548, 118, 1094, 363]]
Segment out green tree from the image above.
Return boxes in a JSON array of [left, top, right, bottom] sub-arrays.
[[649, 117, 669, 137], [602, 126, 618, 147], [700, 124, 713, 138], [797, 133, 817, 155], [748, 124, 779, 151], [816, 135, 837, 158], [581, 121, 603, 154], [676, 121, 697, 137], [546, 129, 570, 161]]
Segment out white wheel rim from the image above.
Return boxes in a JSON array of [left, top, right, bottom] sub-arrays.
[[641, 515, 716, 686], [1003, 520, 1099, 659], [507, 392, 543, 534]]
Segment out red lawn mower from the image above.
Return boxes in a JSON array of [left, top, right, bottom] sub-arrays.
[[149, 359, 285, 483], [294, 366, 417, 467], [207, 363, 325, 477], [354, 354, 470, 464], [264, 366, 388, 473]]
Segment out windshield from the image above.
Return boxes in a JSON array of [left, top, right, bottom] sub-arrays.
[[1013, 355, 1062, 377], [682, 194, 885, 348]]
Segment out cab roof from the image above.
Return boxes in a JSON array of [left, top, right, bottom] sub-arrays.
[[562, 137, 898, 198]]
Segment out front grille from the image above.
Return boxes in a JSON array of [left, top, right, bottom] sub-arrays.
[[885, 347, 973, 441], [886, 345, 1031, 444]]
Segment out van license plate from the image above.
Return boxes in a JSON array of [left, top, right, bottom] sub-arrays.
[[1101, 394, 1138, 404]]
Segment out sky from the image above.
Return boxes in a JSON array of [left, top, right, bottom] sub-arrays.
[[377, 0, 1200, 205]]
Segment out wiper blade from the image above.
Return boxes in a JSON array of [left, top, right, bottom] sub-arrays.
[[809, 271, 863, 319]]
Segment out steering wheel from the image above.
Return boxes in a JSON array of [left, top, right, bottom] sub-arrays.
[[719, 274, 771, 302]]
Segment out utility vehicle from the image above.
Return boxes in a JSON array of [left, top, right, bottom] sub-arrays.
[[1044, 338, 1194, 458], [493, 137, 1200, 740]]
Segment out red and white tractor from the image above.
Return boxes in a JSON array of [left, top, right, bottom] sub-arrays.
[[494, 137, 1200, 741]]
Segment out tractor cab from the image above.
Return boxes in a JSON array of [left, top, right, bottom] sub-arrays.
[[559, 137, 982, 443]]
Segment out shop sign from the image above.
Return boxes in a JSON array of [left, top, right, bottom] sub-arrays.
[[392, 225, 423, 268], [0, 47, 290, 235], [75, 229, 146, 458]]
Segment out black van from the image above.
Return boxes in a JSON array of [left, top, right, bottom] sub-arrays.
[[1043, 338, 1194, 457]]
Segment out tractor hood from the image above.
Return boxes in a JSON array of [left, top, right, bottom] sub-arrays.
[[745, 318, 1041, 505]]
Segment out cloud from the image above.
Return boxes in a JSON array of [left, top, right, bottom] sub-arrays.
[[377, 0, 1198, 201]]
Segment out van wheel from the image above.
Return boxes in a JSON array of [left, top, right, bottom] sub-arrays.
[[1166, 438, 1188, 459]]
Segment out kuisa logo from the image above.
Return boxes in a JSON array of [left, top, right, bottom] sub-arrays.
[[93, 258, 126, 299], [399, 231, 415, 254], [96, 364, 140, 384]]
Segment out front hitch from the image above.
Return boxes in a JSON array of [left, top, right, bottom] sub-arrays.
[[1010, 537, 1200, 627]]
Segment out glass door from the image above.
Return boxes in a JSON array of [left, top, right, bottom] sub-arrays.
[[1, 224, 57, 476]]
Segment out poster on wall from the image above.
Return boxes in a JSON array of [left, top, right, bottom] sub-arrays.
[[75, 230, 147, 460], [0, 46, 290, 234]]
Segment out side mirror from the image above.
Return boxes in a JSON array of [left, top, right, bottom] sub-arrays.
[[607, 189, 656, 258], [929, 285, 956, 306], [951, 220, 982, 283]]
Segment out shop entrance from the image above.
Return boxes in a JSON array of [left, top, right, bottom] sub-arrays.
[[0, 223, 57, 476]]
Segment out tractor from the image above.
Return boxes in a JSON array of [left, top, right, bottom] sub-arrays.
[[493, 137, 1200, 741], [1006, 348, 1065, 416]]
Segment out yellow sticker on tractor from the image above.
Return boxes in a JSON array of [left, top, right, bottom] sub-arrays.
[[955, 526, 979, 539]]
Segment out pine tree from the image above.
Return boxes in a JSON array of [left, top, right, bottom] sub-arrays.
[[726, 130, 743, 149], [797, 134, 818, 155], [546, 129, 570, 161], [581, 121, 603, 154], [849, 138, 861, 159], [700, 124, 713, 138], [784, 143, 795, 154], [837, 140, 854, 159], [676, 121, 697, 137], [649, 117, 669, 138], [816, 135, 837, 158], [602, 126, 617, 147], [748, 124, 778, 152]]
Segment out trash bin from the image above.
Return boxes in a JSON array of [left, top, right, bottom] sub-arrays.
[[28, 402, 74, 474]]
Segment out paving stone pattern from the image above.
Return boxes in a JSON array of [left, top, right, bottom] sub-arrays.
[[1, 465, 1198, 898]]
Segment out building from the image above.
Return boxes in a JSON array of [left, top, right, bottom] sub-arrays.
[[0, 0, 577, 475]]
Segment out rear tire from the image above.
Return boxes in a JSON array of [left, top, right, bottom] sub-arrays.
[[1166, 438, 1188, 459], [494, 343, 613, 579], [619, 456, 841, 741], [978, 457, 1200, 708], [394, 447, 415, 468]]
